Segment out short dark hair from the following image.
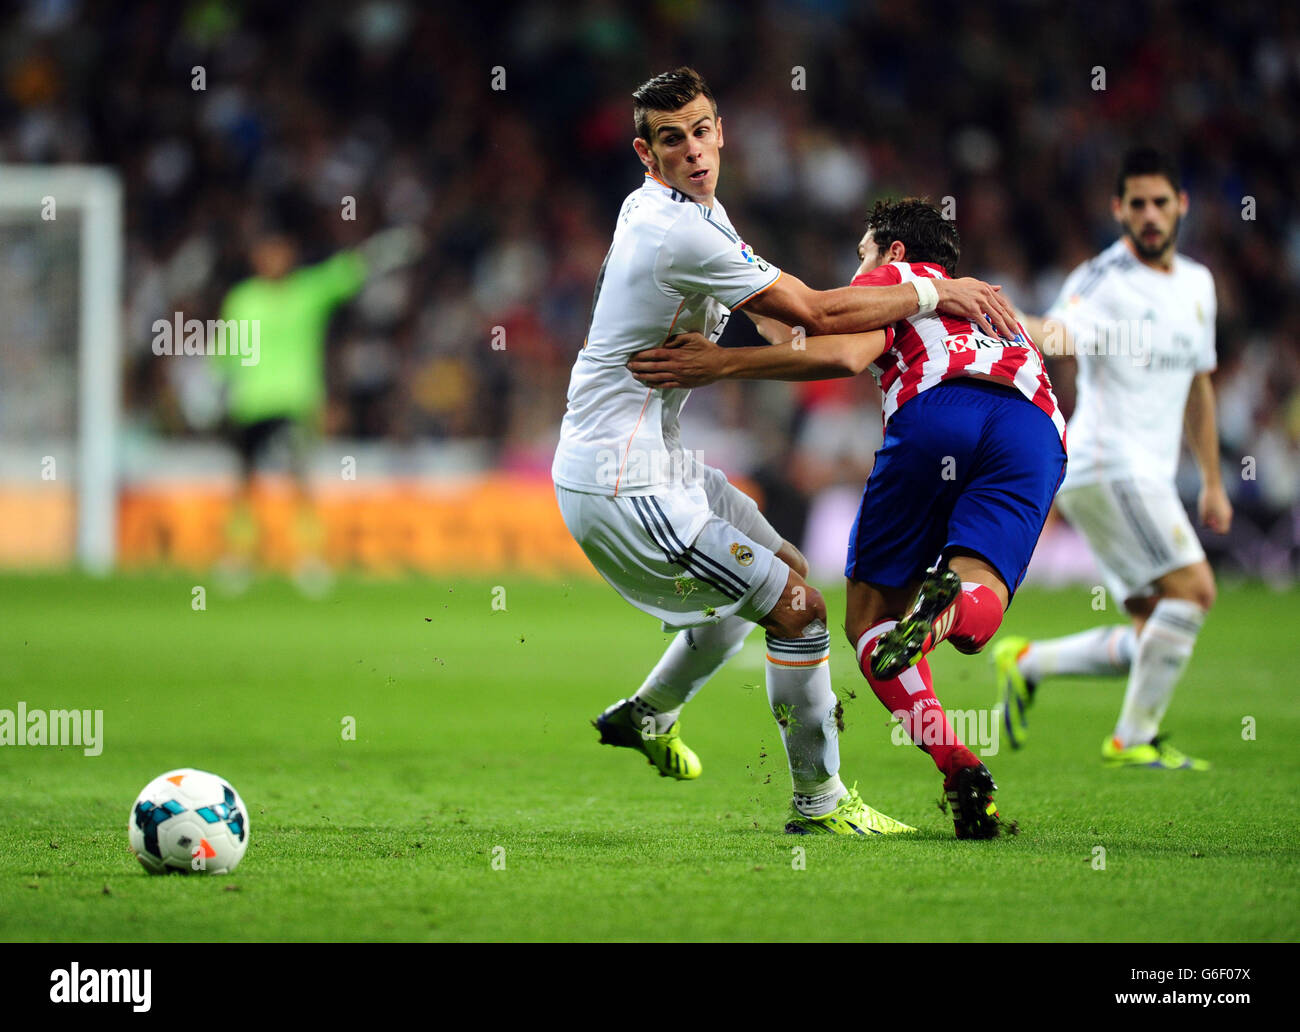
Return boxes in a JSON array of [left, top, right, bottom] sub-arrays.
[[633, 67, 717, 143], [1116, 147, 1181, 198], [865, 198, 960, 278]]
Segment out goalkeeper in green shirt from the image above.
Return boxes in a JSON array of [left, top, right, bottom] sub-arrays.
[[211, 226, 421, 578]]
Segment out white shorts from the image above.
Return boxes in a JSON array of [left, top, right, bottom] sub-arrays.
[[555, 466, 789, 631], [1056, 477, 1206, 604]]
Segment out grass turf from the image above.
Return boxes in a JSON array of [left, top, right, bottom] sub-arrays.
[[0, 572, 1296, 942]]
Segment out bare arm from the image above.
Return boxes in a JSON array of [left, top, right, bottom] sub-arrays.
[[743, 269, 1021, 339], [628, 329, 888, 389], [1184, 371, 1232, 533], [745, 310, 795, 345]]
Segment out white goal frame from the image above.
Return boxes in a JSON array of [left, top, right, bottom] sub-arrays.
[[0, 166, 123, 573]]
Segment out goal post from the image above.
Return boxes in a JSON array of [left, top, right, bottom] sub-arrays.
[[0, 165, 123, 573]]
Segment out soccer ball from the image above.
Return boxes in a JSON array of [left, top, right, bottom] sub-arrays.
[[128, 768, 250, 875]]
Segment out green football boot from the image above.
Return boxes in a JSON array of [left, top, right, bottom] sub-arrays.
[[593, 699, 701, 780], [784, 784, 916, 835], [992, 635, 1034, 750], [1102, 735, 1210, 771]]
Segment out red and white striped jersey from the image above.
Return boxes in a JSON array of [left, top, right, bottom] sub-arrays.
[[852, 261, 1066, 442]]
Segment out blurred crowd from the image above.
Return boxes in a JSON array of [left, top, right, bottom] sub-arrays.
[[3, 0, 1299, 563]]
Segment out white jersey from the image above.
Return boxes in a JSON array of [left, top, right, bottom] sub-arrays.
[[1050, 238, 1217, 487], [551, 173, 781, 496]]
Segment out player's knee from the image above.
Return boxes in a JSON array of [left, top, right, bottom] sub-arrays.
[[782, 590, 827, 637], [1191, 577, 1216, 612], [1195, 565, 1217, 610], [804, 586, 828, 628], [1160, 565, 1216, 612], [950, 635, 987, 656], [764, 580, 826, 638]]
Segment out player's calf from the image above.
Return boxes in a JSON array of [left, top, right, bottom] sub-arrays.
[[1110, 559, 1215, 753], [856, 622, 963, 773], [850, 578, 1008, 838], [761, 571, 854, 819]]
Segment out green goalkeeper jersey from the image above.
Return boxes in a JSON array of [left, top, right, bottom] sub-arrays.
[[213, 251, 367, 425]]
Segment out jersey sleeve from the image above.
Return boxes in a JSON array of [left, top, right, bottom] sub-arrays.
[[655, 212, 781, 309], [294, 250, 369, 309], [1196, 271, 1218, 373]]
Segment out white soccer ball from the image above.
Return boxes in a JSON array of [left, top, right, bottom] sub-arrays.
[[128, 768, 250, 875]]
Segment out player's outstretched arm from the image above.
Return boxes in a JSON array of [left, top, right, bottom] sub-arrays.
[[742, 269, 1021, 339], [628, 329, 888, 389], [1185, 372, 1233, 534], [357, 225, 425, 277]]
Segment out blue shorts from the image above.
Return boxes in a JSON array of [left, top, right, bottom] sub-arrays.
[[846, 381, 1067, 599]]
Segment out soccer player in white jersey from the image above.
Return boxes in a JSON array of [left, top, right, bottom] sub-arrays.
[[995, 147, 1232, 770], [553, 67, 1020, 834]]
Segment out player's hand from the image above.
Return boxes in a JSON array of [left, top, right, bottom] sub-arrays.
[[1198, 483, 1233, 534], [936, 277, 1021, 339], [358, 225, 425, 275], [627, 333, 725, 389]]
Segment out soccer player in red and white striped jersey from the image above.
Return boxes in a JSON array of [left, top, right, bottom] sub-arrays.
[[630, 198, 1068, 838], [854, 258, 1066, 442]]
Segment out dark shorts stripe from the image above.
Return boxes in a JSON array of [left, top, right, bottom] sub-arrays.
[[628, 495, 673, 563], [647, 498, 750, 597], [687, 546, 750, 597], [1111, 479, 1172, 566], [632, 497, 740, 600], [630, 497, 743, 601]]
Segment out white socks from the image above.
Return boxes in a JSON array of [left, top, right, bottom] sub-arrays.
[[765, 621, 844, 816], [1020, 625, 1137, 681], [632, 616, 754, 733], [1013, 604, 1205, 748], [1113, 599, 1204, 747], [630, 614, 846, 817]]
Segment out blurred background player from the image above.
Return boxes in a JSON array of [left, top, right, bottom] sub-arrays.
[[212, 224, 422, 586], [557, 68, 1016, 835], [630, 198, 1067, 839], [996, 147, 1229, 770]]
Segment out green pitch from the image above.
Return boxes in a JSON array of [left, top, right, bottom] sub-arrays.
[[1, 572, 1296, 942]]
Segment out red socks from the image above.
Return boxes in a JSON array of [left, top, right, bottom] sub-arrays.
[[853, 582, 1004, 777], [943, 582, 1004, 654], [855, 621, 967, 776]]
